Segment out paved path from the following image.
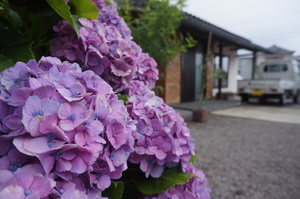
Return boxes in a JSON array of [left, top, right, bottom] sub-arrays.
[[170, 99, 241, 112], [189, 115, 300, 199], [212, 105, 300, 124]]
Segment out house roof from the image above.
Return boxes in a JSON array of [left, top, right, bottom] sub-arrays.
[[294, 55, 300, 61], [180, 13, 272, 53], [267, 45, 294, 55]]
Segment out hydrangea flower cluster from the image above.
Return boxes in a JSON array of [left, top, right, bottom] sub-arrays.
[[126, 81, 195, 178], [143, 163, 211, 199], [51, 0, 158, 93], [0, 0, 211, 198], [93, 0, 132, 40], [0, 57, 135, 198]]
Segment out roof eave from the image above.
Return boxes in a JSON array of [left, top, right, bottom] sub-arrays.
[[181, 13, 272, 53]]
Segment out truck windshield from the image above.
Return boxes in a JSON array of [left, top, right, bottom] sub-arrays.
[[263, 64, 288, 72]]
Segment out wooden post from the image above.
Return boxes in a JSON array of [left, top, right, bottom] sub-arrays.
[[204, 32, 213, 99], [205, 32, 215, 99]]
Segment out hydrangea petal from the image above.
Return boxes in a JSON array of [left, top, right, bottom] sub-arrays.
[[39, 153, 55, 174], [0, 185, 25, 199], [29, 176, 52, 198], [59, 119, 75, 131], [56, 159, 72, 172], [71, 157, 87, 174], [32, 85, 55, 99], [23, 137, 65, 154], [61, 190, 88, 199], [150, 165, 164, 178]]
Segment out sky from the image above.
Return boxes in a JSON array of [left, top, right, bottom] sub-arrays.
[[183, 0, 300, 55]]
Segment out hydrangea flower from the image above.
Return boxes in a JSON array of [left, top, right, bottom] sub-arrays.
[[93, 0, 132, 40], [51, 18, 138, 92], [51, 0, 159, 92], [0, 57, 135, 198], [0, 0, 210, 198], [0, 148, 28, 172], [0, 164, 54, 198], [133, 53, 159, 90], [127, 81, 195, 178]]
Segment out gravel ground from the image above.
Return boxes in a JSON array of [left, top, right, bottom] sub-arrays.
[[188, 114, 300, 199]]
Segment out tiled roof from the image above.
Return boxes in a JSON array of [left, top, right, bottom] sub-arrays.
[[181, 13, 272, 53], [268, 45, 294, 55]]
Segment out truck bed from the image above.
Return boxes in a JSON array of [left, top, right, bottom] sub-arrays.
[[238, 79, 295, 94]]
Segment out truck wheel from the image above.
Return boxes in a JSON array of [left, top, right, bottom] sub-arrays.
[[241, 96, 248, 103], [293, 90, 300, 103]]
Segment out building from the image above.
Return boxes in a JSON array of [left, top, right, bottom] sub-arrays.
[[239, 45, 295, 80], [160, 13, 271, 103]]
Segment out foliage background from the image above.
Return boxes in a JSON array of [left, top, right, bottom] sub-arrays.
[[116, 0, 196, 69]]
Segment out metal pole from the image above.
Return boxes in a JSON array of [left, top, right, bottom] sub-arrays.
[[252, 51, 257, 79]]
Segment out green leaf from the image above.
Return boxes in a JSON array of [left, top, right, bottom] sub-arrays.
[[104, 0, 112, 5], [118, 94, 129, 104], [102, 181, 124, 199], [0, 42, 34, 63], [135, 166, 196, 195], [0, 0, 9, 9], [45, 0, 80, 34], [188, 155, 198, 164], [69, 0, 99, 19], [0, 55, 15, 72], [7, 0, 54, 16]]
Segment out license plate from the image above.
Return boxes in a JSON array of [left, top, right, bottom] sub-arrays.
[[252, 89, 263, 96]]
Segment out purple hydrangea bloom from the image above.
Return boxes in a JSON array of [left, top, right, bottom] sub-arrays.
[[39, 144, 98, 174], [0, 0, 210, 197], [51, 18, 138, 92], [0, 62, 29, 93], [58, 102, 92, 131], [127, 81, 195, 178], [51, 0, 159, 93], [22, 95, 60, 136], [0, 148, 28, 172], [0, 57, 135, 198], [0, 164, 54, 198], [134, 53, 159, 89], [93, 0, 132, 40]]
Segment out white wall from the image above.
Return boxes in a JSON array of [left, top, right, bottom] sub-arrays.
[[239, 58, 252, 79], [213, 46, 239, 96]]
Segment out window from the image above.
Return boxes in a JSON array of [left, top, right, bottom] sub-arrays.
[[214, 56, 229, 88], [263, 64, 288, 72]]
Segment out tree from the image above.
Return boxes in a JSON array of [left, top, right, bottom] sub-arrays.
[[117, 0, 196, 68]]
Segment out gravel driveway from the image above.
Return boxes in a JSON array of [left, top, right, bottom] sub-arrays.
[[188, 114, 300, 199]]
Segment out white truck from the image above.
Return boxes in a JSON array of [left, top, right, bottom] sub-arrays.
[[238, 60, 300, 105]]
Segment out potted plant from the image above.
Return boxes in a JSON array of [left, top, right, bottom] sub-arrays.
[[192, 95, 209, 123]]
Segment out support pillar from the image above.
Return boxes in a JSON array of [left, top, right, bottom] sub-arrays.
[[216, 43, 223, 99], [252, 51, 257, 79], [205, 32, 214, 99]]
